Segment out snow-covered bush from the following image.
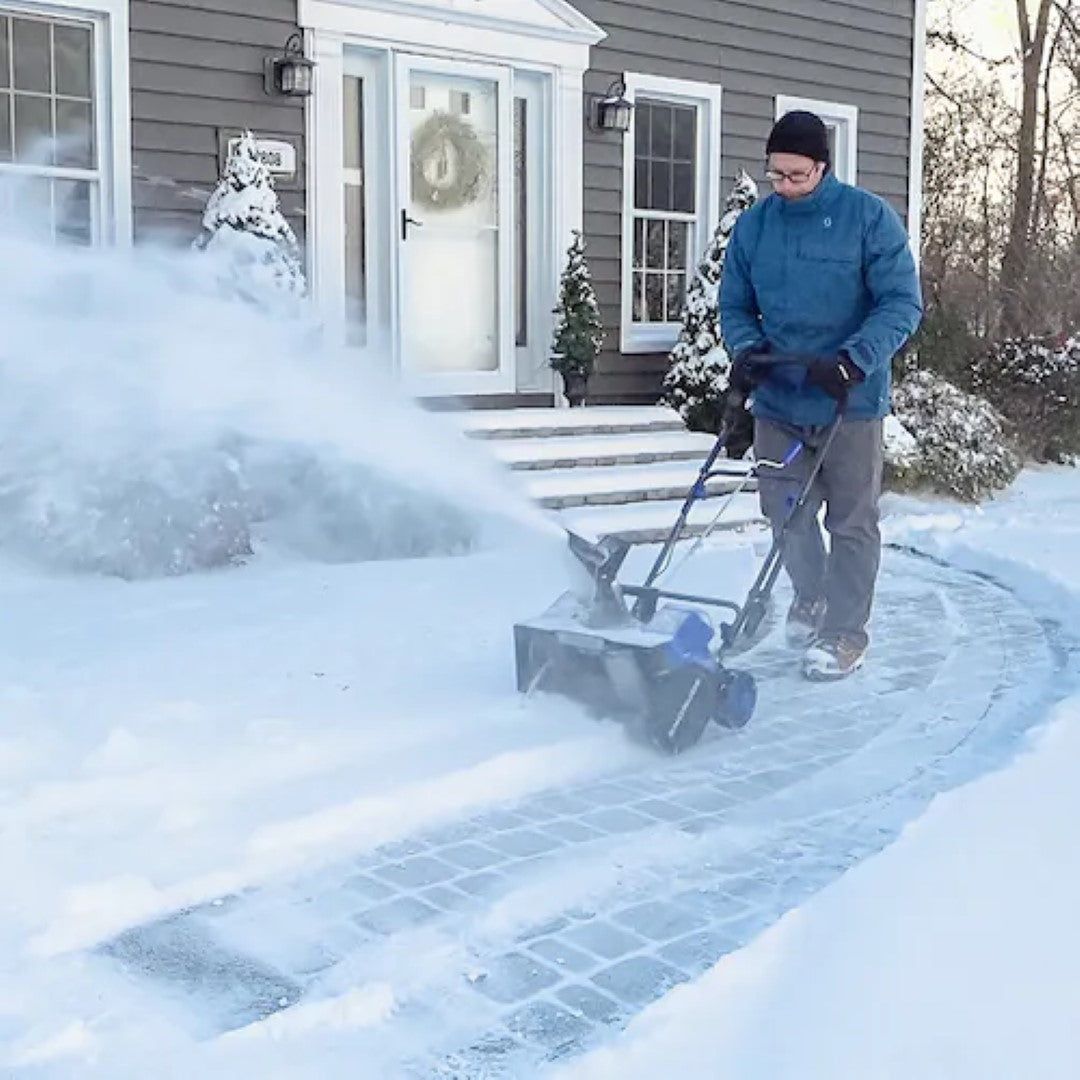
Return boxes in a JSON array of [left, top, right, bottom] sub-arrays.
[[887, 369, 1021, 501], [238, 441, 476, 564], [0, 444, 254, 579], [661, 170, 758, 434], [0, 225, 492, 580], [193, 131, 306, 309], [970, 335, 1080, 463]]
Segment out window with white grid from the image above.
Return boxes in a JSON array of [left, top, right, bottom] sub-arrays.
[[630, 97, 697, 326], [0, 9, 99, 243], [620, 74, 721, 355]]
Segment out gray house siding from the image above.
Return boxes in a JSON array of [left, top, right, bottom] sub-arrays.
[[129, 0, 305, 244], [575, 0, 917, 404]]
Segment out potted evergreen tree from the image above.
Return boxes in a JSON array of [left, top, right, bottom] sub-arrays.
[[550, 230, 604, 407]]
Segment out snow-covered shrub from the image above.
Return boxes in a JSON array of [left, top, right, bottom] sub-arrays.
[[0, 225, 492, 580], [193, 131, 306, 309], [888, 369, 1021, 501], [0, 433, 479, 580], [970, 335, 1080, 463], [881, 413, 920, 490], [0, 444, 253, 579], [237, 441, 476, 563], [662, 170, 758, 434]]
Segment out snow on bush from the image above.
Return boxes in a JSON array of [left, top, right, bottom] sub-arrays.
[[0, 216, 512, 579], [888, 369, 1021, 501], [0, 443, 254, 579], [661, 170, 758, 435], [237, 440, 475, 564], [193, 131, 307, 310], [970, 335, 1080, 463]]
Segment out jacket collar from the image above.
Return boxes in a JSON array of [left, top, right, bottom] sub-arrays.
[[778, 170, 841, 214]]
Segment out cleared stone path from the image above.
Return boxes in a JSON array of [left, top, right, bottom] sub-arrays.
[[102, 549, 1075, 1077]]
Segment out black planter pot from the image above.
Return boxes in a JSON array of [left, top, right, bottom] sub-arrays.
[[561, 370, 589, 407]]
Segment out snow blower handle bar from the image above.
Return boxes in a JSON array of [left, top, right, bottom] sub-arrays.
[[718, 396, 848, 654], [642, 355, 845, 596]]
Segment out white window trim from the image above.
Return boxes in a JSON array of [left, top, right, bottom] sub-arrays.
[[774, 94, 858, 185], [0, 0, 131, 243], [908, 0, 928, 256], [619, 72, 721, 356]]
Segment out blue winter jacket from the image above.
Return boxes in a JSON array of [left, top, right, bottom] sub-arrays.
[[719, 171, 923, 427]]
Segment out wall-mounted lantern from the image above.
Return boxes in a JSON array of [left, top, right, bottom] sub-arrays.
[[264, 33, 315, 98], [591, 78, 633, 133]]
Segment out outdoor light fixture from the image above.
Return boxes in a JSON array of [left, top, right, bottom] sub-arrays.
[[264, 33, 315, 97], [592, 78, 633, 133]]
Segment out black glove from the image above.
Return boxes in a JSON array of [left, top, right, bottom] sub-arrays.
[[807, 353, 865, 401], [720, 395, 754, 459], [729, 344, 770, 394]]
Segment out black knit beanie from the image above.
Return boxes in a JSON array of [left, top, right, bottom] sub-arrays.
[[766, 110, 830, 166]]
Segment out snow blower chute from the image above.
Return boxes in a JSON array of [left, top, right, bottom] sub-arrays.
[[514, 357, 847, 754]]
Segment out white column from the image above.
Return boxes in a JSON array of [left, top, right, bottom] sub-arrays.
[[306, 30, 346, 341], [908, 0, 928, 259], [551, 64, 585, 403]]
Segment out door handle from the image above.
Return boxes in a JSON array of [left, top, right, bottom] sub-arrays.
[[401, 209, 423, 240]]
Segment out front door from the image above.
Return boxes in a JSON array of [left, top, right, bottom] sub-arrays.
[[394, 55, 514, 394]]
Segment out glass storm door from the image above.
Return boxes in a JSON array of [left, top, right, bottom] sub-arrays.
[[394, 55, 513, 393]]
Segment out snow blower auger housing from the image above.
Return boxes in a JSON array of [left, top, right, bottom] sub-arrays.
[[514, 356, 847, 755]]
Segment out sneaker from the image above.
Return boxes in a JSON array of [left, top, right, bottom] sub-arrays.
[[785, 596, 827, 647], [803, 633, 867, 681]]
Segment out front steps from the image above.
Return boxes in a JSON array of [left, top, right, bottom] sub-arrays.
[[457, 405, 762, 544]]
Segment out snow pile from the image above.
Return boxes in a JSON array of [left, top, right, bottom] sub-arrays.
[[971, 334, 1080, 463], [888, 369, 1021, 501], [661, 170, 758, 435], [0, 216, 538, 579], [192, 131, 306, 310]]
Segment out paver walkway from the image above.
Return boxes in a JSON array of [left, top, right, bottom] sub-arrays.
[[102, 548, 1075, 1076]]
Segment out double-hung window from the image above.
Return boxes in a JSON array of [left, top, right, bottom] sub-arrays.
[[621, 73, 722, 354], [0, 1, 129, 245]]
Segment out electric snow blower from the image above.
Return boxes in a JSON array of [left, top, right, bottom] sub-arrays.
[[513, 356, 847, 754]]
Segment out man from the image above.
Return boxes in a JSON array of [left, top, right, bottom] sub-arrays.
[[719, 110, 923, 680]]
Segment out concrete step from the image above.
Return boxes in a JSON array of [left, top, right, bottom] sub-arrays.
[[455, 404, 762, 545], [526, 460, 755, 510], [457, 405, 684, 440], [559, 491, 765, 545], [492, 429, 719, 471]]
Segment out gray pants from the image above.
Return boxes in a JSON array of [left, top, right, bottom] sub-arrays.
[[754, 416, 884, 646]]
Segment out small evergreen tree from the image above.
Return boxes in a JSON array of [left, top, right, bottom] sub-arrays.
[[661, 169, 758, 432], [550, 230, 604, 403], [194, 132, 306, 308]]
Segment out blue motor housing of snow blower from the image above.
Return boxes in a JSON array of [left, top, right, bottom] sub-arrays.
[[514, 592, 756, 754]]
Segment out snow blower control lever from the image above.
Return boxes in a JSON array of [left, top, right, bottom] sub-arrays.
[[513, 354, 847, 754]]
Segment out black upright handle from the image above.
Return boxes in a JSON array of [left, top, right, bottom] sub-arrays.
[[401, 209, 423, 240]]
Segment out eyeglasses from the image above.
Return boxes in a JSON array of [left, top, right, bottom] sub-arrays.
[[764, 165, 819, 184]]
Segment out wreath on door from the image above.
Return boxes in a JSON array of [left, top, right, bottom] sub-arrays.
[[411, 110, 489, 210]]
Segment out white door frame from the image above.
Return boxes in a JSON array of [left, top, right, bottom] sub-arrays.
[[393, 52, 515, 395], [301, 0, 603, 396]]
